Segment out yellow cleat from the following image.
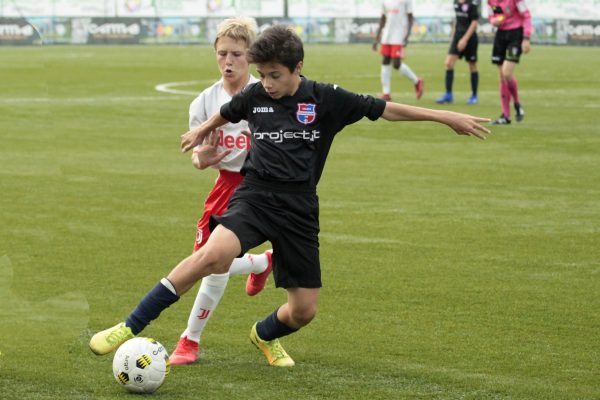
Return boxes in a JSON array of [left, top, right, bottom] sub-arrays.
[[249, 322, 295, 367], [89, 322, 134, 355]]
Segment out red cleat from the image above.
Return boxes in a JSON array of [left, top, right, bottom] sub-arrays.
[[415, 78, 424, 99], [246, 251, 273, 296], [169, 336, 199, 365], [380, 93, 392, 101]]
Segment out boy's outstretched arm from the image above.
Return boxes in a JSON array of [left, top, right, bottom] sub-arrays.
[[181, 112, 230, 153], [381, 102, 491, 140]]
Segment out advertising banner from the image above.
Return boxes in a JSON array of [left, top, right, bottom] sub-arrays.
[[348, 18, 380, 43], [70, 17, 144, 44], [29, 16, 72, 44], [139, 17, 207, 44], [565, 19, 600, 45], [347, 17, 454, 44], [0, 17, 38, 44]]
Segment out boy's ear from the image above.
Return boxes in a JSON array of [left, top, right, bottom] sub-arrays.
[[295, 61, 303, 74]]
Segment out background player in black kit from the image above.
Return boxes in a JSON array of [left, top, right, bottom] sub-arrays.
[[436, 0, 480, 105], [90, 25, 490, 367]]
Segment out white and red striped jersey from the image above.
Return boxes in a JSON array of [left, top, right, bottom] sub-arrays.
[[189, 75, 259, 172], [380, 0, 414, 45]]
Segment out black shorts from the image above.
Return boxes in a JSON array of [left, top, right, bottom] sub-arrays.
[[492, 27, 523, 65], [210, 176, 321, 289], [449, 32, 478, 62]]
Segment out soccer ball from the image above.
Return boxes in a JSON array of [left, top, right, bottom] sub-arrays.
[[112, 337, 170, 394]]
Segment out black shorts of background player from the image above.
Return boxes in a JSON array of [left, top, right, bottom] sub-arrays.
[[89, 25, 491, 368], [437, 0, 480, 105]]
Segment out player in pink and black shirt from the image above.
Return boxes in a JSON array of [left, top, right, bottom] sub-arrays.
[[488, 0, 532, 124]]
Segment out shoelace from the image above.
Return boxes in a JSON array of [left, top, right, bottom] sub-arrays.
[[269, 341, 287, 361], [174, 340, 196, 355], [106, 327, 129, 344]]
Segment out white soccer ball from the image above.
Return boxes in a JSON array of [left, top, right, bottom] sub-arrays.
[[112, 337, 170, 394]]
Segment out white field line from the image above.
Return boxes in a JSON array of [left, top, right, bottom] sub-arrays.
[[0, 80, 206, 105], [1, 83, 598, 107], [0, 96, 184, 104], [154, 80, 214, 95]]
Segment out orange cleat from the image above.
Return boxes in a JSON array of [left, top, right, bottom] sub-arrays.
[[245, 251, 273, 296], [415, 78, 424, 99], [169, 336, 199, 365]]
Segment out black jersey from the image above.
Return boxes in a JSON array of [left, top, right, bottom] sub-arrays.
[[454, 0, 479, 33], [220, 78, 386, 187]]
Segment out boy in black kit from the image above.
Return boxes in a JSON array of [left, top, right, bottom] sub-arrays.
[[437, 0, 480, 105], [90, 25, 490, 367]]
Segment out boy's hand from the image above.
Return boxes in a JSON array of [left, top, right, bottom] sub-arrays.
[[446, 112, 491, 140], [191, 129, 231, 169], [181, 126, 208, 153]]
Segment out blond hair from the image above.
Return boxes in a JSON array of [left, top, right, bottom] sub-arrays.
[[214, 17, 258, 49]]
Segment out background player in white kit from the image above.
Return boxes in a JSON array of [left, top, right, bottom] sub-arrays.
[[169, 17, 273, 365], [373, 0, 424, 101]]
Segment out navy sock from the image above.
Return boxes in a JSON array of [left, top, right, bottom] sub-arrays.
[[256, 309, 298, 341], [445, 69, 454, 94], [471, 71, 479, 96], [125, 280, 179, 335]]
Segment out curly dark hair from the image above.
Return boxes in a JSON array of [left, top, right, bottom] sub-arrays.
[[247, 25, 304, 72]]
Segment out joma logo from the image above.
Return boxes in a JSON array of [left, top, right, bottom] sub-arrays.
[[253, 106, 274, 113]]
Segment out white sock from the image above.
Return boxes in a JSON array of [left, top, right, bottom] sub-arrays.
[[228, 252, 269, 276], [381, 64, 392, 94], [181, 273, 229, 343], [400, 63, 418, 84]]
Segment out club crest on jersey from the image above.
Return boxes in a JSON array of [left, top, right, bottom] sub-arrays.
[[296, 103, 316, 124]]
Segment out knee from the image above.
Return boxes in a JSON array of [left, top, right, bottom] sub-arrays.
[[192, 248, 231, 275], [290, 305, 317, 327], [500, 69, 513, 81]]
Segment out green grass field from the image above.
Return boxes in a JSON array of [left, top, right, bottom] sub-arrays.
[[1, 43, 599, 399]]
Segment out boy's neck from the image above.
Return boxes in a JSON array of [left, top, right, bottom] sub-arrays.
[[223, 75, 250, 97]]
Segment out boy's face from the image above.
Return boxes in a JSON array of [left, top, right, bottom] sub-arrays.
[[215, 36, 250, 85], [255, 62, 302, 99]]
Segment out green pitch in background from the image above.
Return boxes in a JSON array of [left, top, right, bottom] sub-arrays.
[[0, 43, 599, 399]]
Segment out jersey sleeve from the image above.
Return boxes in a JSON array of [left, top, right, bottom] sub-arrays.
[[470, 1, 480, 21], [327, 84, 387, 127], [516, 0, 532, 37], [220, 84, 252, 124], [188, 93, 208, 130]]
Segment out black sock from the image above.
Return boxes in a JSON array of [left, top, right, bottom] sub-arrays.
[[471, 71, 479, 96], [445, 69, 454, 94], [126, 280, 179, 335], [256, 309, 298, 341]]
